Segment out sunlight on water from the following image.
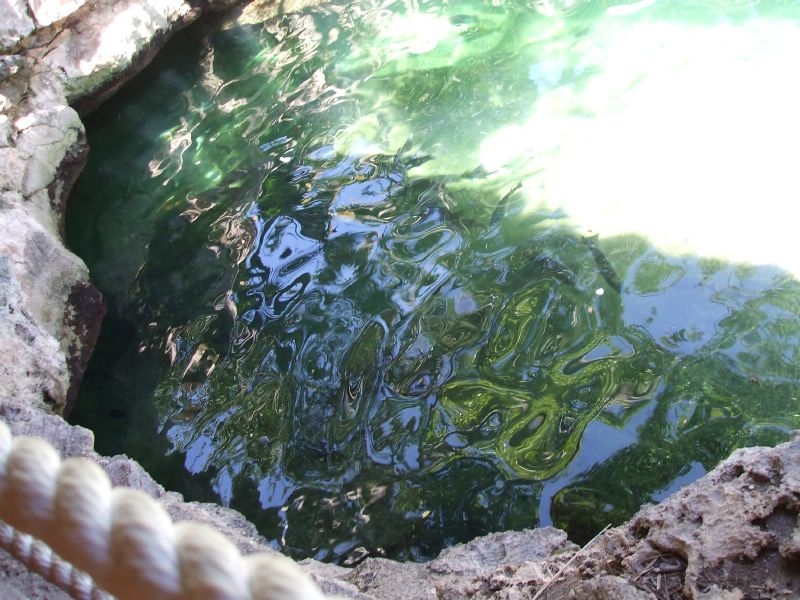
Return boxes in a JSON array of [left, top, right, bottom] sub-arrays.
[[486, 17, 800, 275], [68, 0, 800, 564], [334, 3, 800, 275]]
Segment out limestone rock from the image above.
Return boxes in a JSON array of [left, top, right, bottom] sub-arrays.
[[0, 55, 24, 81], [428, 527, 576, 577], [234, 0, 324, 25], [27, 0, 240, 112], [0, 50, 100, 415], [36, 0, 194, 106], [334, 528, 579, 599], [604, 439, 800, 599], [569, 576, 654, 600], [0, 256, 69, 411], [27, 0, 88, 27], [0, 0, 34, 51]]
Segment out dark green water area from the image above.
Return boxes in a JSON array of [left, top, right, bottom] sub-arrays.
[[67, 0, 800, 564]]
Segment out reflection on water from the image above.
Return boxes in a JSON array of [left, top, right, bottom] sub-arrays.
[[68, 0, 800, 563]]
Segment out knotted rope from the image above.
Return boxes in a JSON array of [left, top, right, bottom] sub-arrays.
[[0, 419, 327, 600]]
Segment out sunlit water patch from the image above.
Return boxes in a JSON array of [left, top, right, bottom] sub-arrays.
[[68, 0, 800, 564]]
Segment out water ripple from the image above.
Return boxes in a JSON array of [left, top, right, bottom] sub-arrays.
[[69, 0, 800, 564]]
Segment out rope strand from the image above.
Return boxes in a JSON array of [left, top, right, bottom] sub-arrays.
[[0, 520, 113, 600], [0, 419, 327, 600]]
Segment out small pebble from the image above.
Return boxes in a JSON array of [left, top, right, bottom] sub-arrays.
[[595, 288, 605, 296]]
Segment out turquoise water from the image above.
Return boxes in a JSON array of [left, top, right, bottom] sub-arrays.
[[68, 0, 800, 564]]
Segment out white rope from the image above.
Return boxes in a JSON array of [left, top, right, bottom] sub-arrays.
[[0, 419, 327, 600], [0, 519, 111, 600]]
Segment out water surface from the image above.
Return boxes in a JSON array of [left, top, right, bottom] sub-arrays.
[[68, 0, 800, 564]]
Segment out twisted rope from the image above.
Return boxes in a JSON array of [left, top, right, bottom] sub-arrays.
[[0, 419, 327, 600], [0, 520, 112, 600]]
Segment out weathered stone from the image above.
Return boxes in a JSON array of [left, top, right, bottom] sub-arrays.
[[0, 0, 34, 51], [428, 527, 576, 577], [234, 0, 324, 25], [0, 49, 98, 417], [27, 0, 88, 27], [0, 256, 69, 411], [0, 203, 92, 407], [0, 55, 24, 81], [0, 550, 70, 600], [695, 588, 743, 600], [565, 437, 800, 600], [569, 575, 653, 600], [63, 281, 105, 413], [36, 0, 201, 111]]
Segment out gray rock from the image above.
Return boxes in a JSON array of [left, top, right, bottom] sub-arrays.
[[0, 548, 71, 600], [0, 256, 70, 412], [35, 0, 194, 105], [0, 41, 99, 416], [570, 575, 654, 600], [0, 55, 24, 81], [28, 0, 88, 27], [607, 439, 800, 599], [0, 0, 34, 51], [428, 527, 576, 577]]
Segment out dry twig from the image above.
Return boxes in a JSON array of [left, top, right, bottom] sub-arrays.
[[531, 525, 611, 600]]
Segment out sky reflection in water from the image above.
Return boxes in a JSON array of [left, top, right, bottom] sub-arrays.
[[68, 0, 800, 564]]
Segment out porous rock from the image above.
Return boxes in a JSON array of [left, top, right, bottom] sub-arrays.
[[603, 439, 800, 599], [0, 0, 242, 417], [0, 46, 96, 417], [569, 576, 653, 600]]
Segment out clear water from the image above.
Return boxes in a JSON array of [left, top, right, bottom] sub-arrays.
[[68, 0, 800, 564]]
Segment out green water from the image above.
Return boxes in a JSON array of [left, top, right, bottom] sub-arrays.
[[68, 0, 800, 564]]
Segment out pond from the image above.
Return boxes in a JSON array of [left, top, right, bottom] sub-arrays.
[[67, 0, 800, 565]]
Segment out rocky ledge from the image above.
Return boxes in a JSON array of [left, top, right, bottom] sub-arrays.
[[1, 1, 799, 599], [4, 399, 800, 599]]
